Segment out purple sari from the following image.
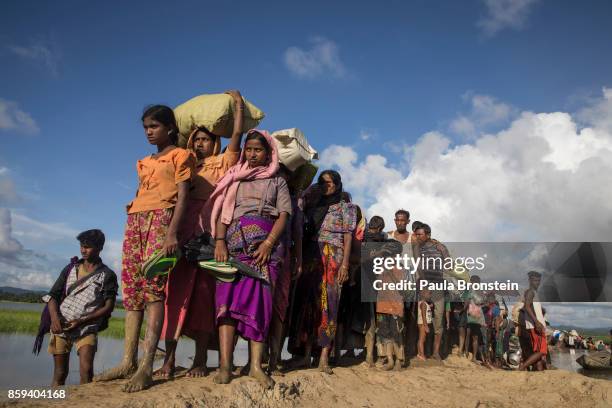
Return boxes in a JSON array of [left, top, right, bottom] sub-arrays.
[[215, 215, 283, 342]]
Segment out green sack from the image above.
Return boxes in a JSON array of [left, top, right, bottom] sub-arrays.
[[174, 93, 265, 147]]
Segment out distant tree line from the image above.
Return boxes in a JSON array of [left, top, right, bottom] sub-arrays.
[[0, 291, 45, 303]]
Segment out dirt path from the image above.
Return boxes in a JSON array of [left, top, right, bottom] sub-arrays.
[[2, 356, 610, 408]]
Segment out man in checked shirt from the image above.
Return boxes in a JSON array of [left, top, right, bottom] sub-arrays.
[[46, 229, 118, 386]]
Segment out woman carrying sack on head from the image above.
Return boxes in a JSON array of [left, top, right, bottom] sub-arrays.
[[207, 130, 291, 389], [157, 90, 244, 379]]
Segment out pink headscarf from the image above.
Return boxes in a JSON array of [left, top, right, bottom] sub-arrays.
[[204, 129, 279, 236]]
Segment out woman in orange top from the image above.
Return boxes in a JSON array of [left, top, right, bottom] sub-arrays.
[[157, 90, 244, 379], [94, 105, 193, 393]]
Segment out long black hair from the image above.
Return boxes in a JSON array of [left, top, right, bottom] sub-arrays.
[[304, 169, 344, 238], [141, 105, 179, 145]]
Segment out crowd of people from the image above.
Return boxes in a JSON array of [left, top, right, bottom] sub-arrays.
[[40, 91, 567, 392]]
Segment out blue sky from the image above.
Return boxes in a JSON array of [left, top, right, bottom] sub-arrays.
[[1, 0, 612, 327]]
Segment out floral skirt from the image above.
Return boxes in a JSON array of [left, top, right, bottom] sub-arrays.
[[289, 240, 343, 351], [121, 208, 172, 311]]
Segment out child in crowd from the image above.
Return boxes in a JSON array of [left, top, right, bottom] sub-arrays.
[[45, 229, 118, 386], [368, 216, 405, 370], [417, 288, 433, 360]]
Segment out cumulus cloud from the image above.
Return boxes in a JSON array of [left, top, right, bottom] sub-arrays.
[[319, 145, 402, 207], [542, 303, 612, 328], [0, 98, 39, 135], [320, 88, 612, 243], [8, 40, 60, 76], [478, 0, 540, 36], [103, 239, 123, 274], [0, 208, 62, 289], [10, 211, 78, 243], [0, 208, 22, 256], [284, 37, 347, 79], [450, 92, 516, 137]]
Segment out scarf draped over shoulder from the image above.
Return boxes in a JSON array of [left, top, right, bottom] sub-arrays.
[[204, 129, 279, 236]]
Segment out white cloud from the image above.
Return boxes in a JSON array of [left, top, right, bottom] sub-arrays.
[[478, 0, 539, 36], [104, 239, 123, 274], [319, 145, 402, 207], [542, 303, 612, 329], [8, 40, 60, 76], [0, 208, 63, 290], [11, 211, 78, 243], [577, 87, 612, 134], [284, 37, 347, 79], [360, 130, 373, 141], [320, 88, 612, 243], [450, 92, 516, 137], [0, 208, 23, 256], [0, 98, 39, 134]]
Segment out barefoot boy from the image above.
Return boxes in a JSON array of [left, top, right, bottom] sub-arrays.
[[417, 288, 433, 360], [46, 229, 118, 385], [368, 216, 406, 370]]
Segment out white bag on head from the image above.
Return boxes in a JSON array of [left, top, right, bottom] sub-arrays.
[[271, 128, 318, 171]]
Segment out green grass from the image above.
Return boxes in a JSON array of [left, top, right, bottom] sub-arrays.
[[0, 309, 141, 339]]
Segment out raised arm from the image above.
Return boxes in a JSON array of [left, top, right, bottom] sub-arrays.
[[225, 90, 244, 153]]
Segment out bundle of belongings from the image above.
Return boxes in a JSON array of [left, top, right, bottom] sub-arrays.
[[174, 93, 265, 147], [271, 128, 319, 193]]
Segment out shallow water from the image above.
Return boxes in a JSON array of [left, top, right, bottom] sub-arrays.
[[550, 347, 611, 381], [1, 302, 608, 387], [0, 333, 255, 389]]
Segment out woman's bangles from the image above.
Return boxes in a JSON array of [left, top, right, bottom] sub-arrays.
[[261, 232, 280, 249]]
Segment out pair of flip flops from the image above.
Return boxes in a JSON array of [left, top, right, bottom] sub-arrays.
[[198, 260, 238, 282], [199, 258, 268, 283], [142, 247, 267, 284], [142, 250, 181, 280]]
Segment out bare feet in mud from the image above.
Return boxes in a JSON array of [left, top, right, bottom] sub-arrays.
[[249, 366, 275, 389], [153, 362, 175, 379], [366, 354, 375, 368], [93, 362, 137, 382], [266, 363, 284, 376], [318, 363, 333, 375], [122, 369, 153, 393], [382, 357, 394, 371], [213, 367, 232, 384], [394, 360, 403, 371], [186, 365, 208, 378]]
